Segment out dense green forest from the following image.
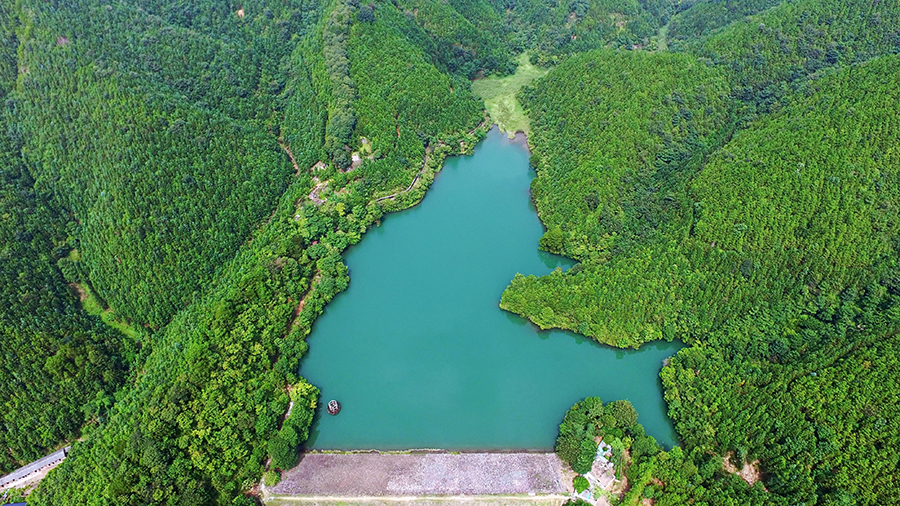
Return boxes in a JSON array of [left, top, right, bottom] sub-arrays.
[[0, 104, 132, 475], [2, 0, 899, 504], [502, 0, 900, 503], [5, 0, 487, 503]]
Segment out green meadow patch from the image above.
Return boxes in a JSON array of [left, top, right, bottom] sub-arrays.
[[472, 53, 548, 137]]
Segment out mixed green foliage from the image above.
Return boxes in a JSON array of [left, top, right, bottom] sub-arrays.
[[392, 0, 516, 77], [11, 0, 313, 329], [501, 49, 731, 346], [0, 10, 133, 473], [5, 0, 900, 504], [6, 0, 488, 502], [556, 397, 647, 474], [348, 1, 485, 195], [0, 117, 131, 474], [495, 0, 671, 62], [698, 0, 900, 117], [665, 0, 783, 47], [29, 179, 329, 503], [503, 1, 900, 346], [515, 2, 900, 504]]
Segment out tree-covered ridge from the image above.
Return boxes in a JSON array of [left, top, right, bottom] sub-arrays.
[[8, 0, 317, 328], [687, 56, 900, 313], [393, 0, 516, 77], [665, 0, 784, 47], [659, 305, 900, 505], [348, 1, 485, 195], [698, 0, 900, 116], [654, 54, 900, 505], [495, 0, 670, 63], [0, 11, 133, 474], [0, 125, 131, 475], [28, 172, 328, 504], [510, 35, 900, 506], [503, 50, 899, 347], [500, 49, 731, 346], [521, 49, 731, 260]]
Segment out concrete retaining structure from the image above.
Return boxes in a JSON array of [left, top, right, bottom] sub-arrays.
[[264, 451, 571, 504], [0, 446, 70, 489]]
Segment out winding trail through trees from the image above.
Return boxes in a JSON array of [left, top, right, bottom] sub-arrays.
[[374, 119, 487, 203], [278, 140, 303, 176], [374, 152, 431, 202]]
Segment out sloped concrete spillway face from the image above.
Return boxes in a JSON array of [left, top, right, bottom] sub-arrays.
[[300, 127, 684, 451]]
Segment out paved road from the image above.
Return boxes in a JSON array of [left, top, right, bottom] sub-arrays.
[[0, 447, 69, 490]]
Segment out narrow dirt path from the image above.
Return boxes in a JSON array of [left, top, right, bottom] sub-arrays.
[[279, 140, 302, 176], [374, 152, 430, 202], [373, 118, 488, 204]]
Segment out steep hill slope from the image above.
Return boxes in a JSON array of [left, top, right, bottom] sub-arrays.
[[502, 8, 900, 504], [11, 0, 311, 328], [22, 0, 490, 503]]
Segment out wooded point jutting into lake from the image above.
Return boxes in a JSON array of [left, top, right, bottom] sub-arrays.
[[1, 0, 899, 505]]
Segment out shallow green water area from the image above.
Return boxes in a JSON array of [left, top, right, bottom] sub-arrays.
[[301, 128, 684, 450]]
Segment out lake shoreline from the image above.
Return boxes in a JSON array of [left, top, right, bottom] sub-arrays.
[[300, 128, 682, 451]]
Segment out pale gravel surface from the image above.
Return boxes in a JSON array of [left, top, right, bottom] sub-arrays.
[[265, 497, 567, 505], [268, 452, 568, 497]]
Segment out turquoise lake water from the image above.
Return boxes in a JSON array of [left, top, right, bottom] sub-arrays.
[[300, 127, 683, 450]]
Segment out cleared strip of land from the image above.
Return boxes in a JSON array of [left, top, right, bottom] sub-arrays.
[[265, 452, 570, 503]]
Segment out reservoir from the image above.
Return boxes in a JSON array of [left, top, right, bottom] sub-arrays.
[[301, 127, 684, 450]]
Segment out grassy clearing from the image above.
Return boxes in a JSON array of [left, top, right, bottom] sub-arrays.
[[472, 53, 548, 137], [656, 23, 669, 51], [77, 282, 143, 340]]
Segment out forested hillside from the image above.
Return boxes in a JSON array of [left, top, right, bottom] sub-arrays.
[[10, 0, 315, 328], [501, 49, 733, 346], [656, 55, 900, 506], [502, 0, 900, 503], [496, 0, 671, 62], [502, 0, 900, 347], [665, 0, 783, 47], [0, 8, 134, 474], [698, 0, 900, 117], [0, 113, 132, 475], [7, 0, 489, 503]]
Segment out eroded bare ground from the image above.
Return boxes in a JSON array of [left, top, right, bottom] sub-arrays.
[[266, 452, 568, 499], [723, 453, 764, 488]]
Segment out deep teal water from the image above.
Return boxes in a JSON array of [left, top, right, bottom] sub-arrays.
[[301, 128, 684, 450]]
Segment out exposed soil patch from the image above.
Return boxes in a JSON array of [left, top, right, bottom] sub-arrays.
[[309, 179, 328, 206], [723, 453, 764, 487], [69, 283, 89, 302]]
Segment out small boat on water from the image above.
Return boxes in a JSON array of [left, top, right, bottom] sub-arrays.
[[327, 399, 341, 415]]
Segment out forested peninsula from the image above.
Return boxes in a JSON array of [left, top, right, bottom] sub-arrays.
[[1, 0, 898, 504]]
